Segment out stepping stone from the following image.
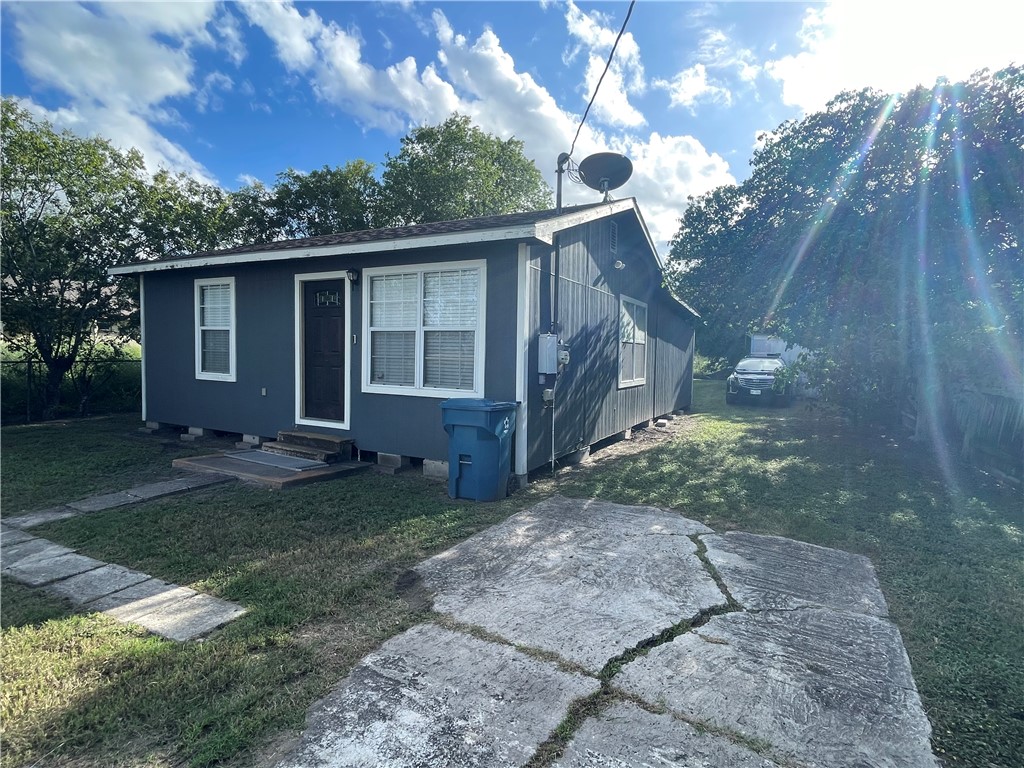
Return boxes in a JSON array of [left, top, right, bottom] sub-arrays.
[[125, 473, 232, 500], [2, 538, 74, 568], [416, 495, 724, 672], [1, 526, 35, 547], [278, 623, 599, 768], [701, 532, 889, 616], [616, 609, 938, 768], [553, 701, 782, 767], [3, 507, 78, 530], [89, 578, 245, 641], [90, 578, 198, 622], [4, 552, 104, 587], [68, 491, 138, 513], [133, 593, 247, 642], [125, 478, 197, 500], [45, 564, 151, 605]]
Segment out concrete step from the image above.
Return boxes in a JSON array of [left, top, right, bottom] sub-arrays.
[[277, 430, 354, 455], [262, 441, 345, 464]]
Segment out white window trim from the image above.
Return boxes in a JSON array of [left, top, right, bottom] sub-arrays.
[[618, 294, 647, 388], [195, 276, 236, 382], [361, 259, 487, 399], [294, 271, 352, 430]]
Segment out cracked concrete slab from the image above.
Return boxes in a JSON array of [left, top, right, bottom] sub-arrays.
[[2, 507, 78, 529], [125, 478, 198, 500], [278, 623, 599, 768], [702, 532, 889, 616], [45, 564, 151, 605], [67, 491, 138, 513], [415, 495, 724, 672], [552, 701, 782, 767], [615, 608, 937, 768], [4, 552, 104, 587]]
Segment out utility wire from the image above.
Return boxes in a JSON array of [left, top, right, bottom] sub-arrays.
[[568, 0, 637, 159]]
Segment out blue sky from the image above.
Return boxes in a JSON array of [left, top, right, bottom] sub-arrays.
[[2, 1, 1020, 246]]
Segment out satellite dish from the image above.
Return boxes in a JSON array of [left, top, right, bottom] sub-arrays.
[[578, 152, 633, 194]]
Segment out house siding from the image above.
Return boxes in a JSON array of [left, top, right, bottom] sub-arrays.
[[143, 242, 519, 461], [526, 215, 694, 471]]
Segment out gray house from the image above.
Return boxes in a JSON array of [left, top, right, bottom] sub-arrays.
[[110, 198, 697, 481]]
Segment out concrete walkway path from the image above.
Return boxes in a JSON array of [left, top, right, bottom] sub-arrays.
[[1, 473, 245, 641], [277, 495, 938, 768]]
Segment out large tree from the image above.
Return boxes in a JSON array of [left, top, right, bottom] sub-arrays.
[[380, 114, 551, 225], [668, 66, 1023, 430], [1, 99, 150, 417]]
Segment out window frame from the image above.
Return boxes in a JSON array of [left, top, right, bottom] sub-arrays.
[[194, 277, 236, 382], [361, 259, 486, 399], [618, 294, 647, 388]]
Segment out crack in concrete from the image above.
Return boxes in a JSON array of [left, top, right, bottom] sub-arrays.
[[692, 533, 745, 611]]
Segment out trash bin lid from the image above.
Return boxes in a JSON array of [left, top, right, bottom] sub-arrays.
[[440, 398, 517, 411]]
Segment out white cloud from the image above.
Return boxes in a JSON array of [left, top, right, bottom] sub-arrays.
[[563, 0, 646, 128], [766, 0, 1023, 114], [655, 63, 731, 111], [6, 2, 219, 179], [19, 97, 216, 185], [196, 72, 233, 114], [238, 0, 322, 71], [215, 7, 247, 66], [238, 2, 734, 245]]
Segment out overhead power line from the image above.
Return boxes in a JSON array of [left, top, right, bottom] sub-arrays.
[[568, 0, 637, 159]]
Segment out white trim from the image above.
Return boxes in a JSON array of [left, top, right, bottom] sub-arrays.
[[294, 271, 352, 430], [108, 199, 646, 275], [618, 293, 648, 388], [514, 244, 530, 478], [194, 276, 236, 382], [361, 259, 487, 399], [139, 273, 147, 421]]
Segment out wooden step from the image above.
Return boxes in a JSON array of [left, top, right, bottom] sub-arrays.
[[262, 441, 349, 464], [276, 430, 354, 455]]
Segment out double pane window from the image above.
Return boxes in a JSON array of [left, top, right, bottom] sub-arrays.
[[366, 264, 483, 396]]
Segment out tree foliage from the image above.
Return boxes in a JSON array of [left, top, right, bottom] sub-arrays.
[[1, 99, 150, 416], [381, 114, 551, 225], [668, 66, 1024, 430]]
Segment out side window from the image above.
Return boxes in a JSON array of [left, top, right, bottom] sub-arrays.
[[619, 296, 647, 387], [195, 277, 235, 381]]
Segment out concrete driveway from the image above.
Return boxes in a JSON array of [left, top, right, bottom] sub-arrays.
[[276, 495, 938, 767]]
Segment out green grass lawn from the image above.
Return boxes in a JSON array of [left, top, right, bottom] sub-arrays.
[[2, 386, 1021, 767]]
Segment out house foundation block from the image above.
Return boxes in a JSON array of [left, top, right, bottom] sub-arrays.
[[181, 426, 209, 442], [234, 434, 265, 449], [422, 459, 448, 481], [375, 453, 412, 475], [138, 421, 165, 434]]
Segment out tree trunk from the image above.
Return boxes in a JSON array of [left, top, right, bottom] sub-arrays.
[[42, 359, 73, 420]]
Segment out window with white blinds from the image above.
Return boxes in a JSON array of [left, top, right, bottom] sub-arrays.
[[195, 277, 236, 381], [364, 262, 485, 397], [619, 295, 647, 387]]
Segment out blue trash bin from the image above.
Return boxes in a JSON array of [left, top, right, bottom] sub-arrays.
[[441, 399, 517, 501]]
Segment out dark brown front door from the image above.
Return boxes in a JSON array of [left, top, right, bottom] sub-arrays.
[[303, 280, 345, 421]]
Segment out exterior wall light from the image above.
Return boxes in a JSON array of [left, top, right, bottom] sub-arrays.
[[346, 268, 360, 283]]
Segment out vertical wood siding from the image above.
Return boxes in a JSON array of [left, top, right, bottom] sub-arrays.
[[527, 214, 694, 471]]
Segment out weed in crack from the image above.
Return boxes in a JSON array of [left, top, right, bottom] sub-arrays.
[[691, 534, 744, 611]]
